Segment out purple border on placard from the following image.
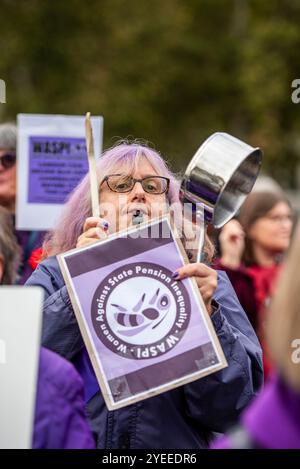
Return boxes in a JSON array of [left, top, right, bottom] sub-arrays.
[[65, 224, 173, 277], [108, 342, 218, 402]]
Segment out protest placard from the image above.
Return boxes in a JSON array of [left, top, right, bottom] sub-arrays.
[[0, 287, 43, 448], [16, 113, 103, 230], [58, 216, 227, 410]]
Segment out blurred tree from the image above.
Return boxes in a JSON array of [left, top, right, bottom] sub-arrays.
[[237, 0, 300, 188], [0, 0, 300, 186]]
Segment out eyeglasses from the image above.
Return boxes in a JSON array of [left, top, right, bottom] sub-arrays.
[[102, 174, 170, 195], [0, 153, 16, 170]]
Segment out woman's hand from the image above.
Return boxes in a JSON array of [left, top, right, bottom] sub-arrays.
[[219, 219, 245, 269], [172, 263, 217, 316], [76, 216, 109, 248]]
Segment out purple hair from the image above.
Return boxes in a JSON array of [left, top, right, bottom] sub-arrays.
[[43, 142, 181, 256]]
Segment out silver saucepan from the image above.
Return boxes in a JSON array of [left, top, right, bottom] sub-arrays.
[[180, 132, 263, 228]]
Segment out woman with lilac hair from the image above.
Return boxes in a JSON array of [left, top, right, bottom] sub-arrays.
[[26, 141, 263, 449]]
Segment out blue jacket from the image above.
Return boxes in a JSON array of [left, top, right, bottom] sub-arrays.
[[26, 256, 263, 449]]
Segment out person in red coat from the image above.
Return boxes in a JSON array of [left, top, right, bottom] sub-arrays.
[[214, 191, 293, 378]]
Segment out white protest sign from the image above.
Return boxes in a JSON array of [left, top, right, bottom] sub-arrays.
[[0, 287, 43, 448], [16, 113, 103, 230]]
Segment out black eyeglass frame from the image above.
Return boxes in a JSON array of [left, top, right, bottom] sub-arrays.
[[0, 153, 16, 170], [101, 174, 170, 195]]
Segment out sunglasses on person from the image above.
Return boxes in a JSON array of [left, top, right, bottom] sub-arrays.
[[0, 153, 16, 170], [101, 174, 170, 194]]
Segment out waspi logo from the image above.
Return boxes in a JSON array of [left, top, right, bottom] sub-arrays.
[[92, 262, 191, 360]]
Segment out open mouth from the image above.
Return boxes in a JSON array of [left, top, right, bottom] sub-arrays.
[[127, 206, 149, 216], [127, 207, 149, 225]]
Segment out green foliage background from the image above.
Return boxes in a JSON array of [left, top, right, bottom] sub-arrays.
[[1, 0, 300, 186]]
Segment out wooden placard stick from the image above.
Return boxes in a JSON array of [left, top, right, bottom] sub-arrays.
[[85, 112, 100, 217]]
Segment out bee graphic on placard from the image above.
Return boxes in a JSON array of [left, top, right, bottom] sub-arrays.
[[111, 288, 171, 337]]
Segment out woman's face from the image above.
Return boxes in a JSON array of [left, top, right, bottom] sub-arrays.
[[99, 157, 169, 232], [248, 201, 293, 253]]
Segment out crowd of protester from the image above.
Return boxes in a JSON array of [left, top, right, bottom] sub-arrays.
[[0, 121, 299, 449]]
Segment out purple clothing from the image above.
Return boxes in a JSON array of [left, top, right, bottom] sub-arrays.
[[33, 348, 95, 449], [212, 374, 300, 449]]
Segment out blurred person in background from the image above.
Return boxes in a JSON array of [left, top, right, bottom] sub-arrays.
[[252, 175, 283, 193], [212, 220, 300, 449], [0, 123, 45, 284], [214, 191, 293, 378], [0, 205, 94, 449]]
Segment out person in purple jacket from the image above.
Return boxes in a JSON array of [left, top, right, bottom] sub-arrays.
[[212, 221, 300, 449], [26, 141, 263, 449], [33, 347, 95, 449], [0, 123, 45, 284]]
